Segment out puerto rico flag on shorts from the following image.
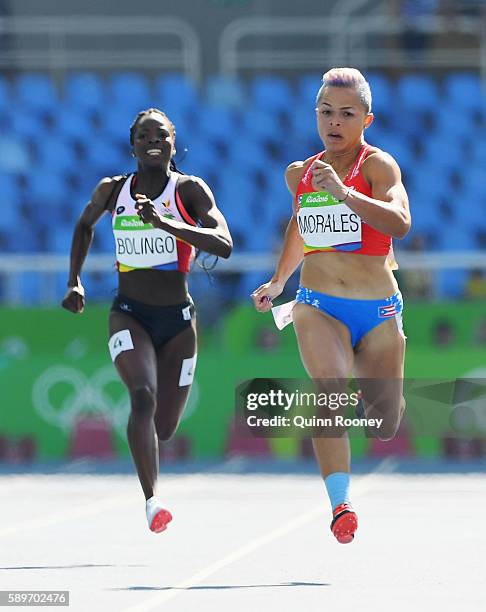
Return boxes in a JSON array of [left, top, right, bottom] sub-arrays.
[[378, 303, 400, 318]]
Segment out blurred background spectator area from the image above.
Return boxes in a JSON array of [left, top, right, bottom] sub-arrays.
[[0, 0, 485, 306], [0, 0, 484, 463]]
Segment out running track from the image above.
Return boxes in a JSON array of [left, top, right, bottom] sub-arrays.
[[0, 458, 484, 611]]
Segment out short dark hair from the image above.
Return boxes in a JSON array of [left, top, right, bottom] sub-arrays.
[[129, 108, 176, 145]]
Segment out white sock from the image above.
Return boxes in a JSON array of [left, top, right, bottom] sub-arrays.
[[146, 496, 163, 526]]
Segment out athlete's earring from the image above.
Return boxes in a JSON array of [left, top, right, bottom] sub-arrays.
[[131, 150, 136, 158]]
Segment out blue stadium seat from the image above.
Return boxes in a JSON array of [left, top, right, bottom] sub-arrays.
[[183, 138, 221, 174], [407, 190, 440, 234], [408, 163, 451, 198], [45, 227, 74, 254], [73, 169, 106, 202], [154, 73, 199, 115], [0, 136, 30, 173], [250, 75, 294, 113], [369, 133, 415, 171], [297, 73, 322, 108], [226, 137, 269, 173], [261, 165, 293, 223], [8, 108, 47, 139], [205, 75, 247, 110], [64, 72, 106, 113], [397, 75, 440, 112], [235, 218, 269, 253], [91, 218, 115, 253], [443, 73, 485, 112], [451, 192, 484, 228], [100, 104, 141, 144], [458, 169, 486, 224], [108, 72, 153, 114], [365, 119, 383, 141], [1, 180, 21, 228], [288, 103, 318, 141], [436, 225, 471, 251], [420, 136, 465, 172], [366, 73, 393, 115], [177, 157, 216, 186], [58, 192, 84, 227], [25, 170, 70, 216], [6, 225, 39, 253], [216, 171, 257, 227], [241, 108, 281, 143], [35, 137, 79, 174], [15, 73, 58, 113], [53, 108, 95, 143], [84, 139, 129, 176], [470, 140, 486, 165], [193, 105, 237, 143], [433, 105, 474, 142], [285, 134, 322, 165]]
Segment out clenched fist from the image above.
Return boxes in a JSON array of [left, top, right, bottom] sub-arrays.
[[61, 284, 85, 314], [311, 160, 348, 201]]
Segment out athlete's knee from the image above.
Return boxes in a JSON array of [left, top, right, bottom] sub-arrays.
[[129, 385, 157, 419], [374, 396, 405, 441], [364, 394, 405, 441], [375, 420, 400, 442], [155, 418, 179, 442]]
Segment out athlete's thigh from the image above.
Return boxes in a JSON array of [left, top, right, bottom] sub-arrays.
[[353, 317, 405, 423], [292, 302, 354, 379], [154, 319, 197, 422], [109, 311, 157, 391], [353, 317, 406, 379]]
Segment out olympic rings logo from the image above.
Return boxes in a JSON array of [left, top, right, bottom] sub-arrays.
[[32, 364, 199, 434]]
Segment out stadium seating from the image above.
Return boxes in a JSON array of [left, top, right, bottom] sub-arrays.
[[64, 72, 106, 114], [1, 70, 484, 301]]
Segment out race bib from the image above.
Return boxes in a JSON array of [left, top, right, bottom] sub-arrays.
[[297, 191, 362, 251], [113, 216, 178, 268]]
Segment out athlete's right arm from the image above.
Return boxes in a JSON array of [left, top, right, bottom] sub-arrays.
[[251, 161, 306, 313], [61, 177, 117, 314]]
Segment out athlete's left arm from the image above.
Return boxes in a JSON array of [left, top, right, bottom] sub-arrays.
[[347, 152, 411, 239], [134, 176, 233, 258]]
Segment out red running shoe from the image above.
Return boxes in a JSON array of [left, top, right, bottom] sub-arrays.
[[331, 503, 358, 544], [146, 497, 173, 533]]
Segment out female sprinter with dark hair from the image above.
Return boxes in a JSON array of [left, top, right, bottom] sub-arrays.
[[62, 108, 232, 533], [252, 68, 411, 544]]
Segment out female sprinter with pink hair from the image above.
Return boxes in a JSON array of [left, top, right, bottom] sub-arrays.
[[252, 68, 410, 544]]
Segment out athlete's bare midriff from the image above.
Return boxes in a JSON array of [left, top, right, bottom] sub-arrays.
[[117, 269, 189, 305], [300, 251, 398, 299]]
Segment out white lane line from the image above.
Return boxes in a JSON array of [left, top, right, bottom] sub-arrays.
[[0, 494, 139, 538], [0, 463, 234, 539], [122, 457, 398, 612]]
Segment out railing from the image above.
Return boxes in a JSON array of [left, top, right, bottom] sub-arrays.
[[1, 252, 486, 274], [0, 16, 201, 81], [0, 13, 483, 83], [0, 252, 485, 305], [219, 14, 484, 77]]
